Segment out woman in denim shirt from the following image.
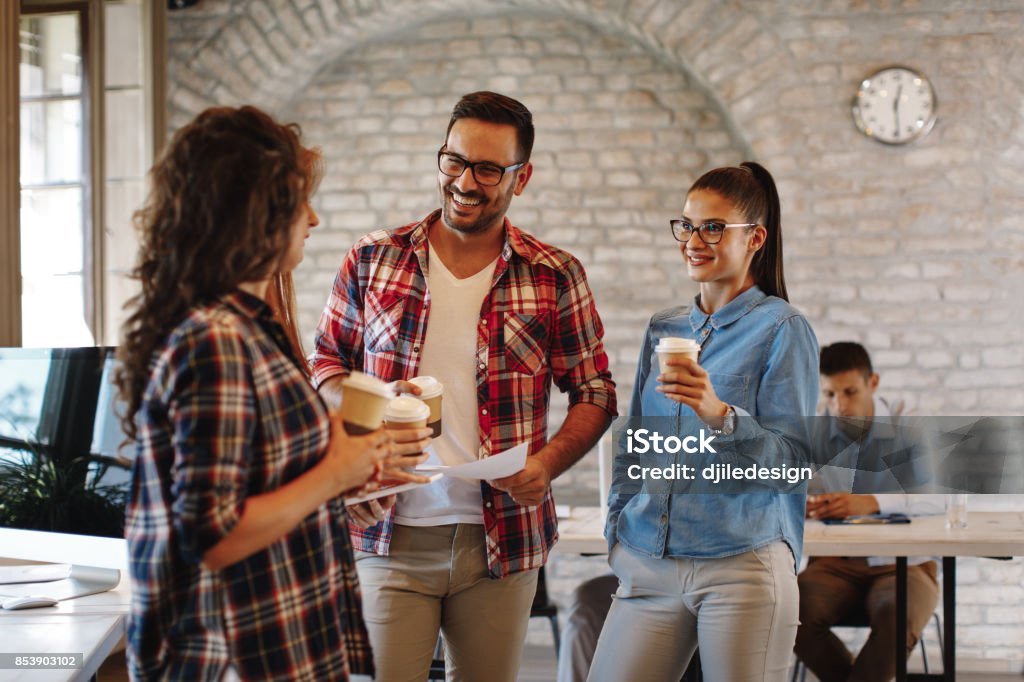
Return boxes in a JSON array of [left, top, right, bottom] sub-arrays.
[[590, 163, 819, 682]]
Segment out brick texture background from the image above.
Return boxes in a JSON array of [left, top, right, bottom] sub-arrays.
[[166, 0, 1024, 670]]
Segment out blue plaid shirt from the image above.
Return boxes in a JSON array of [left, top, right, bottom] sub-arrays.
[[126, 291, 373, 681]]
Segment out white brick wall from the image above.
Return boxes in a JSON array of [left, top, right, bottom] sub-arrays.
[[167, 0, 1024, 668]]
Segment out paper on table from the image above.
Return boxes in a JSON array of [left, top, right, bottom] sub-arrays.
[[344, 473, 443, 506], [417, 441, 528, 480]]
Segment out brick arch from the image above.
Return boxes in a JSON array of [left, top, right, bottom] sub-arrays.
[[168, 0, 799, 154]]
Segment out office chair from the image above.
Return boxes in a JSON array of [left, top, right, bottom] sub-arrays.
[[790, 612, 944, 681]]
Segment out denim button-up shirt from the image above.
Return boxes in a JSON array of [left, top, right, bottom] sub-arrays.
[[606, 286, 819, 569]]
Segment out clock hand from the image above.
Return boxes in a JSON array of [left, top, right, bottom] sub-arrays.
[[893, 85, 902, 136]]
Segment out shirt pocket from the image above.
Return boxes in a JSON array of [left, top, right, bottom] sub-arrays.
[[708, 372, 750, 408], [364, 290, 404, 354], [504, 312, 549, 375]]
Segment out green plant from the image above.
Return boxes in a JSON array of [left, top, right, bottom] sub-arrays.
[[0, 447, 128, 538]]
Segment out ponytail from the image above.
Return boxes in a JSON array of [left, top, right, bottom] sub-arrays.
[[741, 162, 787, 301]]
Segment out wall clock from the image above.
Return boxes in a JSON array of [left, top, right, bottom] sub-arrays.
[[852, 66, 937, 145]]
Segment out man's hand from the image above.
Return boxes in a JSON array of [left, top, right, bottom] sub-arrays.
[[490, 457, 552, 507], [347, 494, 397, 529], [388, 380, 422, 397], [806, 493, 880, 520]]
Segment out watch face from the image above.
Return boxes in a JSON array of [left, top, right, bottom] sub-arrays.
[[853, 66, 936, 145]]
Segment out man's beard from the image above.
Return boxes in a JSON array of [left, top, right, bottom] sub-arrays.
[[439, 184, 513, 234]]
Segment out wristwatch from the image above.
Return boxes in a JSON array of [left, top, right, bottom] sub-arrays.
[[711, 404, 736, 436]]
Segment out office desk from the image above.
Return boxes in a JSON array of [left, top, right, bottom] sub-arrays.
[[0, 571, 131, 681], [554, 508, 1024, 682]]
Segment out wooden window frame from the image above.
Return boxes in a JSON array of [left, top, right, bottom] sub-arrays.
[[0, 0, 165, 347]]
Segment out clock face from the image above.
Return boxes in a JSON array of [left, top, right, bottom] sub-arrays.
[[852, 66, 936, 145]]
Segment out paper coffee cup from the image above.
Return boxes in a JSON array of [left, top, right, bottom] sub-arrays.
[[340, 372, 393, 435], [384, 396, 430, 467], [655, 337, 700, 374], [384, 396, 430, 429], [409, 376, 443, 438]]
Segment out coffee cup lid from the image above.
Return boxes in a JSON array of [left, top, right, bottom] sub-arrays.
[[655, 337, 700, 353], [409, 375, 443, 398], [341, 371, 393, 398], [384, 396, 431, 422]]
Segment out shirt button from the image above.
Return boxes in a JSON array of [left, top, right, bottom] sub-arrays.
[[660, 514, 668, 524], [485, 502, 493, 508], [481, 319, 488, 326], [478, 362, 486, 370], [413, 345, 421, 353], [481, 408, 488, 415]]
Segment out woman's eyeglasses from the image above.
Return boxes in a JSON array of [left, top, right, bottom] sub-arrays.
[[669, 220, 757, 244]]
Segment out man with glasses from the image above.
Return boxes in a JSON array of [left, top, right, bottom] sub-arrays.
[[311, 91, 616, 682]]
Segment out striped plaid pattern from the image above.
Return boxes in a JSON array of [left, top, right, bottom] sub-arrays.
[[126, 291, 372, 681], [312, 210, 616, 578]]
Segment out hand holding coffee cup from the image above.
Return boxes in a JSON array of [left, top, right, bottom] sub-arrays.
[[654, 338, 727, 418], [323, 411, 392, 494]]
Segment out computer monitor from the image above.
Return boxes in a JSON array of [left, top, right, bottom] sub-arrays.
[[0, 347, 128, 595]]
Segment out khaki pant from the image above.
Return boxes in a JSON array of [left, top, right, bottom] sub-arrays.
[[794, 557, 939, 682], [589, 542, 799, 682], [355, 524, 539, 682]]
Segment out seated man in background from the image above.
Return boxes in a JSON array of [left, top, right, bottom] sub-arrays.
[[795, 341, 944, 682]]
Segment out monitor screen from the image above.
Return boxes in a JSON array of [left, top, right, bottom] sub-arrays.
[[0, 347, 131, 543]]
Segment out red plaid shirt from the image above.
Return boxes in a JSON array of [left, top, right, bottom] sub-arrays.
[[127, 291, 372, 680], [312, 210, 616, 577]]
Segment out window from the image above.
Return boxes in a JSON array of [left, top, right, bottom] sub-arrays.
[[5, 0, 165, 348], [19, 9, 92, 346]]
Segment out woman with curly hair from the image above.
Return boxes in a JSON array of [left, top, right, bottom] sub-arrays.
[[115, 106, 431, 681]]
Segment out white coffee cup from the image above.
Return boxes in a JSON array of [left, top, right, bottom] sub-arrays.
[[384, 395, 431, 429], [655, 337, 700, 374], [409, 376, 444, 438], [339, 372, 393, 435]]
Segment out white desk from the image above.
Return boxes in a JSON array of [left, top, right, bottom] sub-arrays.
[[554, 508, 1024, 682], [0, 571, 131, 681], [556, 507, 1024, 558]]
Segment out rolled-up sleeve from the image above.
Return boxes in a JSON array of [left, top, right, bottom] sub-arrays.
[[166, 323, 253, 564], [550, 257, 617, 417], [311, 247, 365, 388]]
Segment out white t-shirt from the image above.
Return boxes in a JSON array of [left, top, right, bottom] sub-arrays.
[[393, 245, 497, 526]]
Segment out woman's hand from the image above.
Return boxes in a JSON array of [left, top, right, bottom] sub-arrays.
[[377, 426, 433, 485], [320, 411, 392, 493], [655, 357, 729, 427], [343, 426, 433, 529]]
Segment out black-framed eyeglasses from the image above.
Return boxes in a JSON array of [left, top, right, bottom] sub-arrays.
[[669, 219, 758, 244], [438, 149, 526, 187]]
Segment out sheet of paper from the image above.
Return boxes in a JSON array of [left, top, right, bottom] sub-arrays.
[[344, 473, 443, 505], [416, 441, 529, 480]]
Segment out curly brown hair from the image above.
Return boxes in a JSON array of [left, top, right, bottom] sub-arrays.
[[115, 106, 321, 440]]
